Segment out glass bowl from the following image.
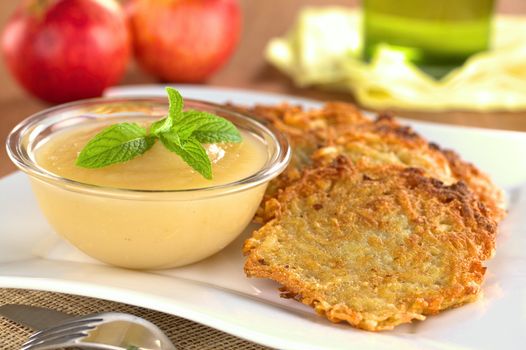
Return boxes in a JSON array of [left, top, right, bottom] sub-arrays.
[[6, 97, 290, 270]]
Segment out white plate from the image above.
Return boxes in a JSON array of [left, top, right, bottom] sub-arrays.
[[1, 85, 526, 350]]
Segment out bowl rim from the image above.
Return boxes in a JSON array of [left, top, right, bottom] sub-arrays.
[[6, 96, 291, 200]]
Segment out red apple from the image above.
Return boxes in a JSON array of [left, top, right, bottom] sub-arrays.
[[2, 0, 131, 103], [127, 0, 241, 83]]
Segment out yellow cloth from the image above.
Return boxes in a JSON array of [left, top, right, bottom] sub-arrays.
[[266, 7, 526, 111]]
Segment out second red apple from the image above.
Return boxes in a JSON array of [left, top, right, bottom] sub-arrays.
[[127, 0, 242, 83]]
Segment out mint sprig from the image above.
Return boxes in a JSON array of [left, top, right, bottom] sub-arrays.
[[76, 87, 242, 180]]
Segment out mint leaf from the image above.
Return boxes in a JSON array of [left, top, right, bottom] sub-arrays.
[[150, 87, 183, 136], [76, 123, 154, 168], [150, 117, 172, 136], [175, 110, 242, 143], [166, 87, 184, 123], [160, 133, 212, 180]]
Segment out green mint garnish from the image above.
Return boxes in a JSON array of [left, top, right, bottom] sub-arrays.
[[75, 123, 155, 168], [160, 133, 212, 180], [76, 87, 242, 179], [176, 110, 242, 143]]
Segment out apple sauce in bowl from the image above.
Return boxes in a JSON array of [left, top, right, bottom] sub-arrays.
[[6, 97, 290, 269]]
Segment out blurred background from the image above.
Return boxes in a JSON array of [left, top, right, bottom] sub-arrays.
[[1, 0, 525, 177]]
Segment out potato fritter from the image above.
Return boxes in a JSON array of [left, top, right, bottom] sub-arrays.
[[237, 103, 505, 222], [244, 157, 497, 331]]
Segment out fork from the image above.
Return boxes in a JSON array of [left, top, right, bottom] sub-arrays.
[[21, 312, 177, 350]]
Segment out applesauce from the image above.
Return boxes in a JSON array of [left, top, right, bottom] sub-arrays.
[[7, 98, 290, 269], [35, 121, 267, 190]]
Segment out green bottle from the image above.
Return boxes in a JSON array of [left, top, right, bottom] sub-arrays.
[[363, 0, 495, 78]]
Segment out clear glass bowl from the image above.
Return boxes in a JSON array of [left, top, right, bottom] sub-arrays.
[[6, 97, 290, 270]]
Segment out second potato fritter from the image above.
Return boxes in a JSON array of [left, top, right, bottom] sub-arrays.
[[238, 103, 505, 222]]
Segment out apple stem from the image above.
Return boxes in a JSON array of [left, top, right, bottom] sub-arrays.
[[25, 0, 57, 16]]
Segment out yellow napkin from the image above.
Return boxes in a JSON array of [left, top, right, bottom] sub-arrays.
[[266, 7, 526, 111]]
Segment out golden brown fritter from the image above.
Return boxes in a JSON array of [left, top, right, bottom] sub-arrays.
[[236, 102, 370, 178], [236, 103, 505, 222], [248, 103, 372, 212], [244, 157, 497, 331], [232, 102, 370, 169]]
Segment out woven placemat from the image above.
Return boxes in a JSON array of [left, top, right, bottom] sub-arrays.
[[0, 288, 271, 349]]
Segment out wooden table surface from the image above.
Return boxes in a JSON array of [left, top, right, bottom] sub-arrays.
[[1, 0, 525, 178]]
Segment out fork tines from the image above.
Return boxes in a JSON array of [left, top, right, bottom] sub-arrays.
[[21, 317, 102, 350]]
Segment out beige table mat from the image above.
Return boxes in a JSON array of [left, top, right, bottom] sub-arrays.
[[0, 288, 271, 350]]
